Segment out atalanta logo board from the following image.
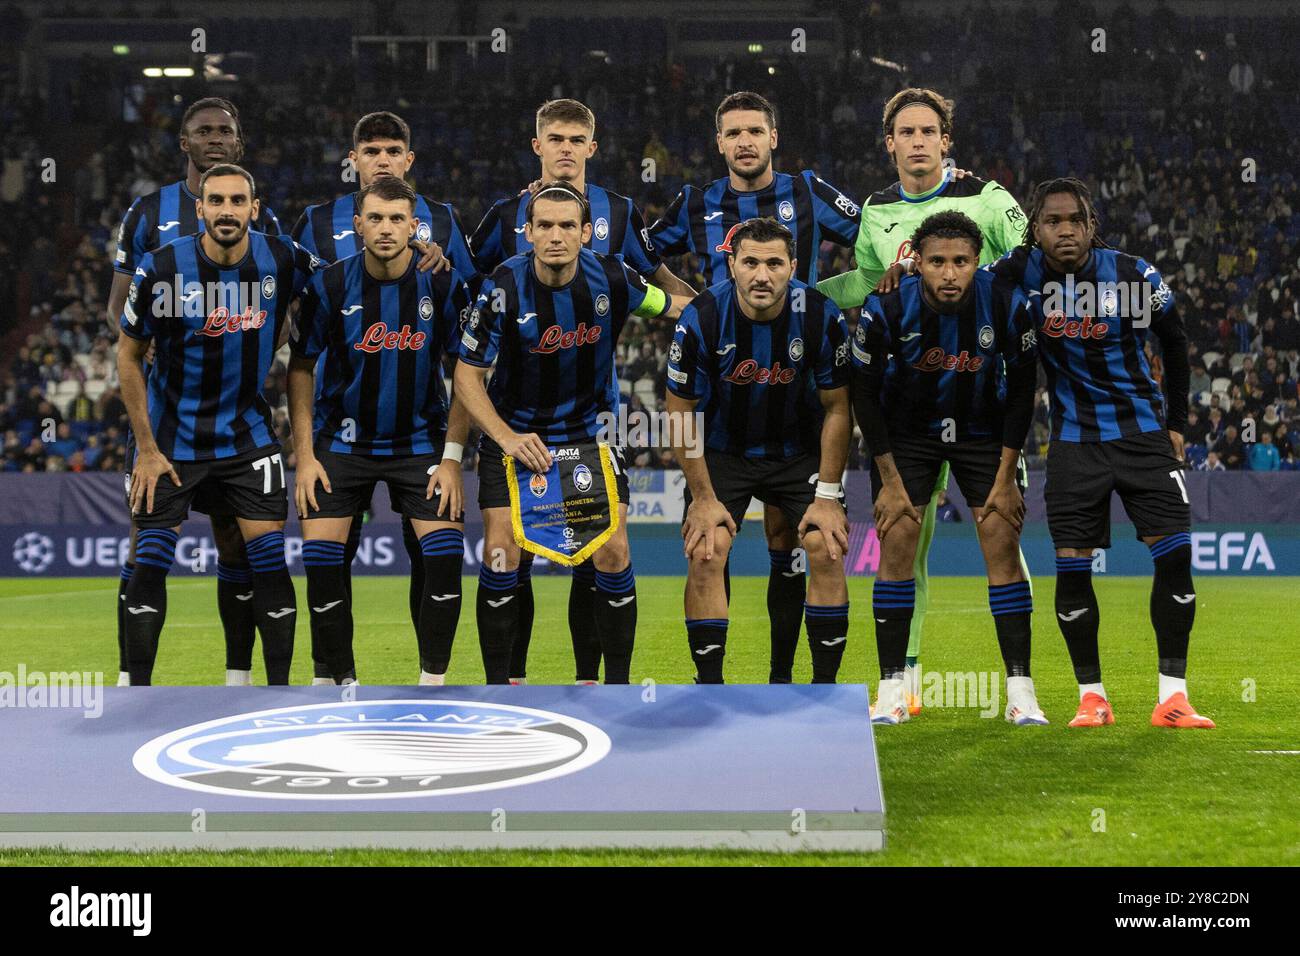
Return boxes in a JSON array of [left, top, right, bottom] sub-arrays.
[[133, 700, 611, 799]]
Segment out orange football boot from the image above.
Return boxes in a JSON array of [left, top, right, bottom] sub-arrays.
[[1151, 692, 1216, 728], [1068, 691, 1115, 727]]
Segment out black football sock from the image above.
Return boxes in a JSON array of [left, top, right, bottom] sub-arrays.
[[314, 518, 363, 681], [1149, 533, 1194, 680], [805, 601, 849, 683], [341, 512, 363, 602], [116, 560, 134, 674], [686, 618, 727, 684], [872, 578, 915, 680], [569, 561, 601, 681], [124, 530, 177, 685], [246, 531, 297, 685], [510, 553, 535, 681], [303, 540, 353, 682], [402, 517, 424, 633], [988, 580, 1033, 678], [767, 548, 806, 683], [593, 565, 637, 683], [476, 566, 518, 684], [1054, 556, 1101, 684], [216, 560, 256, 671], [418, 528, 464, 675]]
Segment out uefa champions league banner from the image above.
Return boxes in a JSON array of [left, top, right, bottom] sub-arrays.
[[1, 471, 1298, 576]]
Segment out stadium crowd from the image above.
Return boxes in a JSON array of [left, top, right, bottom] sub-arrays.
[[3, 5, 1299, 474]]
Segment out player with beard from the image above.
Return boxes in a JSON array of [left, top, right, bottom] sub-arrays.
[[470, 99, 696, 686], [117, 165, 317, 685], [666, 218, 853, 684], [291, 110, 475, 684], [649, 91, 861, 685], [289, 176, 472, 685], [988, 179, 1213, 729], [456, 182, 690, 684], [818, 87, 1030, 716], [105, 97, 283, 687], [852, 212, 1045, 725]]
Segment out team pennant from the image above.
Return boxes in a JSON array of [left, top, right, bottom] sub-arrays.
[[505, 441, 620, 567]]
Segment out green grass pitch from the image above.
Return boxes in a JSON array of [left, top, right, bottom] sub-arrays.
[[2, 574, 1297, 867]]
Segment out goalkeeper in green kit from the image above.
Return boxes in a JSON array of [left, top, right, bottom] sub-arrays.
[[818, 88, 1029, 716]]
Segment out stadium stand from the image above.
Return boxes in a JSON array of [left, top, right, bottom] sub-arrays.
[[2, 2, 1298, 474]]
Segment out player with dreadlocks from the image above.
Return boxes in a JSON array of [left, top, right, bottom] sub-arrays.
[[988, 177, 1214, 728]]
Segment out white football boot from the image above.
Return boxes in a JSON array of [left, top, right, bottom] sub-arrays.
[[871, 678, 910, 725]]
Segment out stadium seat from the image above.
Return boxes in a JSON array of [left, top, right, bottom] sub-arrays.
[[1211, 377, 1232, 394], [1202, 351, 1222, 368], [1229, 353, 1247, 371], [633, 377, 657, 409]]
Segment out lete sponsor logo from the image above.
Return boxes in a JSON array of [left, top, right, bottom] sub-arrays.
[[132, 700, 611, 799]]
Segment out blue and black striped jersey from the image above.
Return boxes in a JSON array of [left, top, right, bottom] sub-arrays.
[[649, 170, 859, 287], [667, 278, 850, 459], [851, 270, 1038, 442], [113, 179, 282, 274], [120, 233, 317, 461], [290, 191, 476, 276], [989, 247, 1186, 443], [458, 249, 668, 444], [290, 253, 472, 456], [469, 182, 660, 277]]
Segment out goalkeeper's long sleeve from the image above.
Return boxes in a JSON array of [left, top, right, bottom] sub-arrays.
[[817, 268, 874, 311]]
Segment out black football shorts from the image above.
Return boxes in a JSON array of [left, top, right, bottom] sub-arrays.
[[683, 450, 842, 533], [125, 430, 234, 518], [299, 447, 455, 522], [132, 444, 288, 529], [1044, 431, 1191, 549], [869, 432, 1005, 509]]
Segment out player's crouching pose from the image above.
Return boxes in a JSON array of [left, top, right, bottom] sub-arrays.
[[852, 212, 1046, 725], [288, 176, 473, 685], [454, 182, 690, 684], [117, 164, 317, 685], [990, 179, 1214, 729], [667, 218, 853, 684]]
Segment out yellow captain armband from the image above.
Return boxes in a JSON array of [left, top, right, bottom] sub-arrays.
[[634, 283, 668, 318]]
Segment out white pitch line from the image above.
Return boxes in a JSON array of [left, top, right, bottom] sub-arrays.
[[1248, 750, 1300, 755]]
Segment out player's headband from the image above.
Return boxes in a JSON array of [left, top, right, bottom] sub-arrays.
[[528, 185, 590, 224]]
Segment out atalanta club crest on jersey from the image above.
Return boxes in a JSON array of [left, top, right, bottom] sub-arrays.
[[132, 700, 611, 799], [594, 217, 609, 240], [573, 463, 593, 493], [419, 296, 434, 321], [417, 221, 431, 243], [1101, 288, 1117, 316], [778, 200, 795, 221], [789, 337, 804, 362], [261, 275, 276, 300], [979, 325, 994, 349], [595, 294, 610, 315], [530, 472, 549, 497]]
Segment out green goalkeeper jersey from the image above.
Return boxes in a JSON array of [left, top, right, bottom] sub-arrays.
[[817, 170, 1027, 309]]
